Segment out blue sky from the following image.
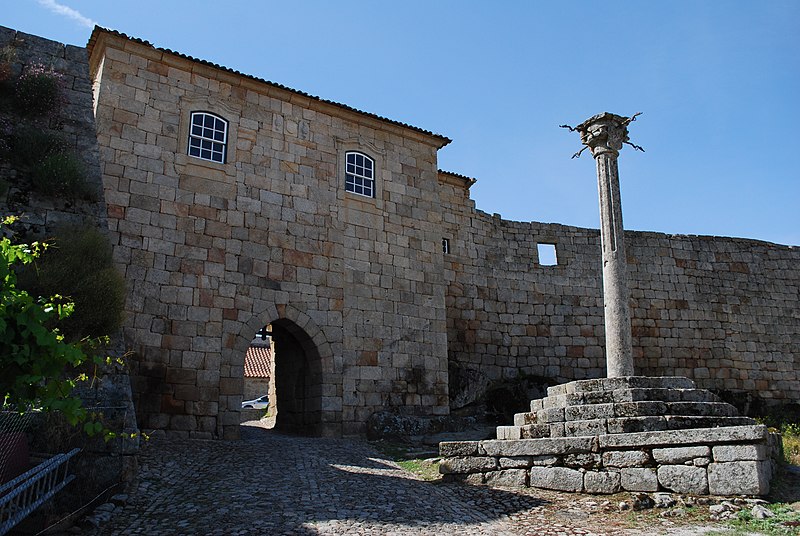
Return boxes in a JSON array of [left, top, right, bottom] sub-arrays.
[[5, 1, 799, 245]]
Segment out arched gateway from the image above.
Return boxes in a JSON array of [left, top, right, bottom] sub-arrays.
[[223, 305, 338, 438]]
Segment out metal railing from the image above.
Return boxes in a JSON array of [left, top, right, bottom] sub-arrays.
[[0, 448, 80, 535]]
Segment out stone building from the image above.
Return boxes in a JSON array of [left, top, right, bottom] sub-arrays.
[[88, 27, 453, 439], [243, 338, 272, 402], [6, 25, 794, 441]]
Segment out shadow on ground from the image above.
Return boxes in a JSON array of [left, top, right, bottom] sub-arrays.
[[236, 423, 550, 534], [95, 422, 551, 535], [770, 464, 800, 504]]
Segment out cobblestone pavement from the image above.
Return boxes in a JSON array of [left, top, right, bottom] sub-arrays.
[[90, 421, 720, 535]]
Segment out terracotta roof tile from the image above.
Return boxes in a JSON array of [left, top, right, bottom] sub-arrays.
[[244, 346, 272, 378], [438, 169, 477, 188]]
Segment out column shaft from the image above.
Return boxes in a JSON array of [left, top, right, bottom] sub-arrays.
[[595, 153, 633, 377]]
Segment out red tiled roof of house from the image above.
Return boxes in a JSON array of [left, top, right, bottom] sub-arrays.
[[244, 346, 272, 378]]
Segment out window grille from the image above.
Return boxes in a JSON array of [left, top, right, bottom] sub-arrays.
[[188, 112, 227, 163], [345, 151, 374, 198]]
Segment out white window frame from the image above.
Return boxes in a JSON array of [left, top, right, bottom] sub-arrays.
[[188, 111, 228, 164], [345, 151, 375, 198]]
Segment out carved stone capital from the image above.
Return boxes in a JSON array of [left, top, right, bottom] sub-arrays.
[[576, 112, 631, 158]]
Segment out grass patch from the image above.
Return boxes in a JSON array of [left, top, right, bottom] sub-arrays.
[[719, 504, 800, 535], [371, 440, 442, 482], [782, 425, 800, 466], [396, 458, 441, 481]]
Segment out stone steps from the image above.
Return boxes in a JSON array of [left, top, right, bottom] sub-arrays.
[[546, 377, 697, 396], [536, 401, 740, 422], [499, 415, 755, 440], [501, 376, 750, 441], [446, 377, 776, 496], [535, 388, 722, 410]]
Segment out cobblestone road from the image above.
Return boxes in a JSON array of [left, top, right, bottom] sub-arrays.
[[91, 421, 719, 535]]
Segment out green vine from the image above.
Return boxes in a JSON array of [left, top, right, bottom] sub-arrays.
[[0, 216, 113, 437]]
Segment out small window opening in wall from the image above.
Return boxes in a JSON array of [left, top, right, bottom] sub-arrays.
[[537, 243, 558, 266], [442, 238, 450, 254]]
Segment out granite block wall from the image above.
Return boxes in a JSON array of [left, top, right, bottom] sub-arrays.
[[88, 28, 450, 439], [440, 177, 799, 409], [0, 25, 106, 230]]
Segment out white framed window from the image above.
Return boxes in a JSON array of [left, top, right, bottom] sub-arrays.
[[442, 238, 450, 254], [345, 151, 375, 198], [188, 111, 228, 163]]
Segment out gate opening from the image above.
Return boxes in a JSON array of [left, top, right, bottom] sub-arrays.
[[241, 319, 322, 435]]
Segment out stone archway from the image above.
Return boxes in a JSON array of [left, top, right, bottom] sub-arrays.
[[270, 318, 322, 434], [221, 304, 338, 438]]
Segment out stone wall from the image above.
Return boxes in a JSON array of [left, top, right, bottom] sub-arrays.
[[0, 24, 138, 501], [88, 28, 450, 439], [87, 24, 800, 439], [244, 379, 270, 401], [441, 178, 800, 409], [0, 26, 106, 231], [440, 425, 781, 496]]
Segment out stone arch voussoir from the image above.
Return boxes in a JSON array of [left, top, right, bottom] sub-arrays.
[[219, 301, 339, 437]]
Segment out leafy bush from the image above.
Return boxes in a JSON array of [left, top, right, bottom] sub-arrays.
[[1, 216, 87, 425], [1, 217, 129, 440], [17, 226, 125, 341], [8, 122, 66, 167], [0, 47, 17, 111], [0, 116, 11, 157], [0, 46, 16, 82], [15, 63, 64, 117], [30, 152, 95, 200]]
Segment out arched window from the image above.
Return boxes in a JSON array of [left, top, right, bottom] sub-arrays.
[[188, 111, 227, 163], [345, 151, 374, 198]]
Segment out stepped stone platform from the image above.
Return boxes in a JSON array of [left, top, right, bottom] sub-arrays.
[[439, 377, 781, 496]]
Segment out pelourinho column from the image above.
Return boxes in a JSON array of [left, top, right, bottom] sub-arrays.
[[575, 113, 636, 377]]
